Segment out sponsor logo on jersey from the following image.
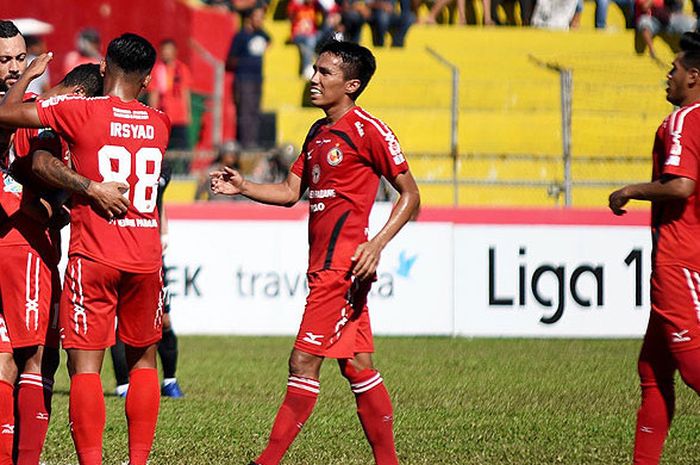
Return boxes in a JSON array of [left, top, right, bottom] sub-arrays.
[[0, 318, 8, 343], [112, 107, 149, 120], [666, 155, 680, 166], [310, 202, 325, 213], [302, 332, 324, 346], [672, 330, 691, 343], [327, 146, 343, 166], [670, 131, 682, 156], [354, 121, 365, 137], [309, 188, 335, 199], [312, 164, 321, 184]]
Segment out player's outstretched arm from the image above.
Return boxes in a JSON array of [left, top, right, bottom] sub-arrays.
[[210, 167, 304, 207], [609, 175, 695, 215], [31, 150, 131, 218], [0, 53, 51, 128], [351, 170, 421, 280]]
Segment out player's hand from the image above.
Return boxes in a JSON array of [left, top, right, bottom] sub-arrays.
[[24, 52, 53, 82], [351, 239, 383, 281], [608, 187, 630, 216], [209, 166, 245, 196], [87, 181, 130, 219]]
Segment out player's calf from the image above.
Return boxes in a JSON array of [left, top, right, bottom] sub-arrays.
[[340, 359, 399, 465]]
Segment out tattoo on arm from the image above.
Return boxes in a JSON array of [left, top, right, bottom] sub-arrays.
[[33, 151, 91, 194]]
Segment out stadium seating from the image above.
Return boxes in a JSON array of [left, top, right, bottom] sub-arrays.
[[257, 15, 677, 207], [167, 3, 678, 207]]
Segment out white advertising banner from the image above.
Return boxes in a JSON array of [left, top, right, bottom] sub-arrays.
[[454, 225, 651, 337], [166, 205, 454, 336], [61, 205, 653, 338]]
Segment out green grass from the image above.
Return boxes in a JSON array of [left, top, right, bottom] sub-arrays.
[[40, 337, 700, 465]]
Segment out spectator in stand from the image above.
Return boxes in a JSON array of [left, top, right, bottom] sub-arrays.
[[570, 0, 634, 28], [634, 0, 696, 59], [25, 35, 50, 95], [288, 0, 321, 78], [195, 141, 244, 201], [317, 0, 344, 44], [62, 28, 102, 76], [531, 0, 579, 29], [491, 0, 535, 25], [422, 0, 494, 25], [149, 39, 192, 150], [367, 0, 415, 46], [226, 7, 271, 149], [203, 0, 235, 10], [250, 143, 294, 184], [340, 0, 371, 42]]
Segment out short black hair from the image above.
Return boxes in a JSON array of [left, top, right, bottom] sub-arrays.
[[62, 63, 103, 97], [0, 20, 21, 39], [318, 40, 376, 100], [680, 32, 700, 71], [106, 33, 156, 76], [25, 35, 42, 49], [160, 38, 176, 47]]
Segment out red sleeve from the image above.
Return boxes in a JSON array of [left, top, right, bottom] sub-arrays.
[[663, 110, 700, 181], [35, 95, 91, 144], [363, 119, 409, 181], [13, 128, 62, 159], [291, 151, 305, 178]]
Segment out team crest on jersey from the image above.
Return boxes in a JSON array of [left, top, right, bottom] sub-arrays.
[[326, 146, 343, 166], [312, 164, 321, 184]]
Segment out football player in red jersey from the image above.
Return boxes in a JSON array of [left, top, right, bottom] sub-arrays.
[[211, 40, 420, 465], [0, 20, 26, 172], [610, 32, 700, 465], [0, 33, 170, 465], [1, 63, 103, 465]]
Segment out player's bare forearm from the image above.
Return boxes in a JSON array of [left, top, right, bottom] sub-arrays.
[[32, 150, 91, 194], [609, 176, 694, 215], [352, 171, 420, 279], [239, 179, 302, 207], [0, 55, 47, 128], [212, 168, 304, 206], [371, 172, 421, 248]]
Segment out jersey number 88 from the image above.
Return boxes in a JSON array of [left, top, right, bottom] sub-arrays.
[[97, 145, 163, 213]]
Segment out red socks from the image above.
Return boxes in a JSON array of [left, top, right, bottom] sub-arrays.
[[69, 369, 159, 465], [256, 376, 319, 465], [634, 380, 673, 465], [69, 373, 105, 465], [16, 373, 53, 465], [125, 368, 160, 465], [0, 380, 14, 465], [350, 370, 399, 465]]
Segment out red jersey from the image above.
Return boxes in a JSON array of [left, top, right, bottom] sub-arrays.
[[150, 59, 191, 125], [651, 102, 700, 269], [0, 125, 66, 262], [36, 95, 171, 273], [291, 106, 409, 273]]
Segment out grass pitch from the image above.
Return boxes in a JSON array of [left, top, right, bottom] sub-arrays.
[[40, 337, 700, 464]]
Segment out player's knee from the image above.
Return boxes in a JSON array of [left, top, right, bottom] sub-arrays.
[[339, 358, 375, 384], [0, 353, 18, 384], [288, 349, 322, 378]]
